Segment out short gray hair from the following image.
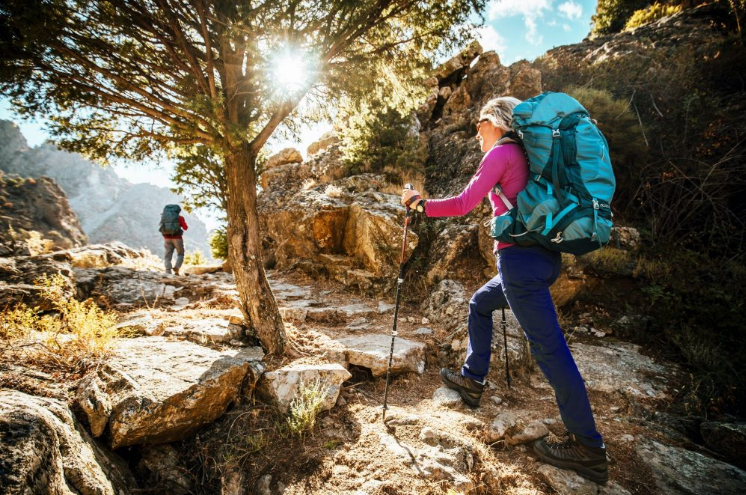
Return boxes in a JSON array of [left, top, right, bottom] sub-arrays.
[[479, 96, 521, 133]]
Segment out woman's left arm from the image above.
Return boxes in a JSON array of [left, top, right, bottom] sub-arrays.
[[425, 147, 508, 218]]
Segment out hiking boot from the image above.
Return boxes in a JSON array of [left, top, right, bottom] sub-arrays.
[[533, 434, 608, 484], [439, 368, 484, 407], [174, 268, 180, 276]]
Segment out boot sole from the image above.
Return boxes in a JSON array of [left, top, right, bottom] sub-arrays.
[[439, 369, 482, 407], [533, 448, 608, 484]]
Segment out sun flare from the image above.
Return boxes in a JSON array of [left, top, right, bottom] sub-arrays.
[[271, 52, 312, 94]]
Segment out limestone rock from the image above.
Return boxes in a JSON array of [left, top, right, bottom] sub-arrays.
[[68, 242, 147, 269], [336, 334, 426, 377], [74, 265, 181, 307], [571, 342, 676, 398], [260, 174, 418, 284], [307, 131, 341, 156], [0, 251, 76, 311], [425, 224, 479, 285], [507, 420, 549, 446], [161, 317, 246, 345], [0, 390, 136, 495], [75, 337, 264, 449], [537, 464, 631, 494], [506, 61, 543, 100], [442, 85, 472, 117], [265, 147, 303, 170], [636, 438, 746, 495], [434, 40, 482, 81], [421, 279, 469, 331], [259, 161, 312, 190], [433, 386, 462, 408], [343, 197, 418, 277], [0, 174, 87, 256], [258, 363, 351, 414], [485, 412, 518, 443]]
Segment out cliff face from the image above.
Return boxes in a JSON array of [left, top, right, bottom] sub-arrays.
[[0, 174, 87, 256], [0, 121, 211, 258]]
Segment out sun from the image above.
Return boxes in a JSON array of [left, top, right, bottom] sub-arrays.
[[271, 52, 312, 94]]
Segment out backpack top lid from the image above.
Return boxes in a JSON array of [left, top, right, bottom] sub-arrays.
[[163, 204, 181, 214], [512, 92, 588, 129]]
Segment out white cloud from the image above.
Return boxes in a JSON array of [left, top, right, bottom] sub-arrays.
[[524, 17, 543, 46], [558, 1, 583, 21], [475, 25, 507, 58], [487, 0, 551, 46], [488, 0, 553, 20]]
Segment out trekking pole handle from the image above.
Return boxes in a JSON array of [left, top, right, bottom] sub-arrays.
[[402, 183, 420, 212]]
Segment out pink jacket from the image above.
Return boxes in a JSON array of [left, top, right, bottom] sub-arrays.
[[425, 143, 528, 251]]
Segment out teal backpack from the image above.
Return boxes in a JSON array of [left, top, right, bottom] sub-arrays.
[[159, 204, 183, 236], [490, 92, 616, 256]]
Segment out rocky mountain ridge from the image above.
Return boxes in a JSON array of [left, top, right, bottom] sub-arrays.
[[0, 120, 211, 258]]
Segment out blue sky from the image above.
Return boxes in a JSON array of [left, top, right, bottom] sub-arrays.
[[0, 0, 597, 216]]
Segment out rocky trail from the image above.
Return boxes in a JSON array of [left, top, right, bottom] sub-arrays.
[[3, 244, 745, 495]]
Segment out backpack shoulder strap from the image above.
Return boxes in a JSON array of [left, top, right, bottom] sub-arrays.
[[489, 132, 526, 210]]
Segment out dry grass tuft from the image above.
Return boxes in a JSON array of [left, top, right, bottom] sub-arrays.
[[1, 274, 123, 373]]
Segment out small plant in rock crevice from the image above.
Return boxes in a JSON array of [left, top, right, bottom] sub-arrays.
[[286, 379, 330, 438]]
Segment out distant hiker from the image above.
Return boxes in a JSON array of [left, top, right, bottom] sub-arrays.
[[159, 204, 188, 276], [401, 96, 608, 484]]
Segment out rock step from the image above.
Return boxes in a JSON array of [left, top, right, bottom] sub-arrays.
[[336, 334, 426, 377], [75, 337, 264, 449]]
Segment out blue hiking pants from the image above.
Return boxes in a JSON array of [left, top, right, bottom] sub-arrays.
[[461, 244, 603, 449]]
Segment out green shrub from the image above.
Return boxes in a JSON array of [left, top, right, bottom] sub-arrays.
[[591, 0, 651, 36], [580, 247, 636, 277], [625, 3, 682, 30], [630, 248, 746, 415], [209, 227, 228, 260], [183, 250, 206, 265], [339, 100, 425, 179], [286, 379, 329, 438]]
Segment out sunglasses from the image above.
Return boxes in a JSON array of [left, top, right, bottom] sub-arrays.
[[476, 118, 491, 131]]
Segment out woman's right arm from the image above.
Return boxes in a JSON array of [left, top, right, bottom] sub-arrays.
[[425, 146, 509, 218]]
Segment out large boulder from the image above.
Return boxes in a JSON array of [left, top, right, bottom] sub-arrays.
[[259, 174, 418, 287], [265, 147, 303, 170], [307, 130, 341, 157], [636, 438, 746, 495], [0, 173, 87, 256], [67, 242, 150, 269], [0, 251, 76, 311], [74, 265, 182, 307], [0, 390, 136, 495], [74, 337, 264, 449]]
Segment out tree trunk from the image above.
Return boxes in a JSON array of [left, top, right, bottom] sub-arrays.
[[224, 142, 286, 355]]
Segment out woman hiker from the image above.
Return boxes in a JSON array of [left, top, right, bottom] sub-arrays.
[[401, 96, 608, 484]]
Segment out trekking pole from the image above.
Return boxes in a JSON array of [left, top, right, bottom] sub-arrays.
[[382, 184, 416, 422], [501, 307, 512, 389]]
